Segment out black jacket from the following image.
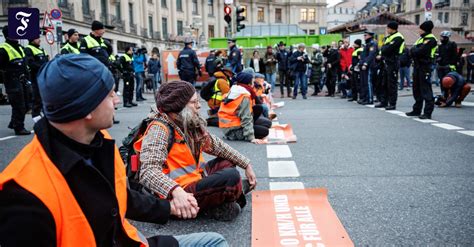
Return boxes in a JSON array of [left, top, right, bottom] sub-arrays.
[[380, 32, 404, 64], [326, 48, 340, 71], [410, 33, 437, 69], [399, 48, 411, 67], [119, 53, 135, 75], [79, 33, 111, 67], [276, 49, 290, 71], [289, 50, 310, 72], [177, 47, 200, 73], [0, 119, 177, 247], [228, 45, 242, 73], [24, 43, 49, 76], [437, 40, 458, 66], [359, 38, 379, 69], [205, 54, 217, 75], [249, 57, 266, 74]]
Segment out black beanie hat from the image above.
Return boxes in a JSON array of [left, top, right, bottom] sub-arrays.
[[354, 39, 362, 46], [156, 81, 196, 113], [235, 72, 254, 85], [2, 25, 8, 39], [387, 21, 398, 30], [420, 21, 434, 33], [67, 28, 78, 37], [91, 20, 105, 31]]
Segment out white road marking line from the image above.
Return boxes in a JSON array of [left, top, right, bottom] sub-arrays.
[[386, 110, 404, 115], [268, 161, 300, 177], [269, 182, 305, 190], [266, 145, 292, 158], [413, 118, 438, 123], [457, 130, 474, 137], [365, 104, 375, 108], [376, 107, 385, 111], [397, 113, 410, 118], [0, 136, 16, 141], [462, 102, 474, 107], [432, 123, 464, 130]]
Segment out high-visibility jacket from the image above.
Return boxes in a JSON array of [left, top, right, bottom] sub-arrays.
[[383, 32, 405, 54], [134, 120, 205, 188], [218, 93, 253, 128], [0, 42, 27, 76], [0, 131, 148, 247], [61, 42, 81, 54], [84, 35, 107, 49], [415, 33, 438, 58], [26, 44, 48, 57]]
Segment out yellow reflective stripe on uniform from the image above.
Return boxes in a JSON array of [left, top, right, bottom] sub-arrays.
[[26, 44, 47, 56], [84, 35, 107, 49], [384, 32, 405, 54], [124, 54, 133, 62], [109, 54, 116, 61], [352, 47, 363, 57], [211, 78, 225, 101], [415, 33, 437, 58], [449, 65, 456, 71], [61, 43, 81, 54], [166, 164, 198, 180], [0, 43, 25, 60]]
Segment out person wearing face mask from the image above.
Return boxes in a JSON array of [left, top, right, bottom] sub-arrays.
[[436, 31, 458, 93]]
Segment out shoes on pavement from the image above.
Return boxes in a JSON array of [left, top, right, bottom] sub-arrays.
[[113, 119, 120, 124], [303, 95, 307, 99], [360, 101, 369, 105], [311, 92, 318, 96], [130, 102, 138, 107], [292, 96, 296, 99], [207, 202, 241, 221], [455, 103, 462, 108], [136, 98, 145, 102], [405, 111, 421, 117], [385, 105, 396, 110], [419, 114, 431, 119], [124, 103, 133, 108], [374, 103, 387, 108], [287, 93, 291, 98], [280, 95, 285, 98], [15, 128, 31, 135], [341, 95, 347, 99], [357, 100, 364, 104]]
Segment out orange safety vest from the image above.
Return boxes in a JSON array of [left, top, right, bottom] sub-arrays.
[[134, 121, 205, 188], [0, 131, 148, 247], [218, 94, 253, 128]]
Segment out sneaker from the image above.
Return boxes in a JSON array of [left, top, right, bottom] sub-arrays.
[[208, 202, 241, 221], [405, 111, 421, 117]]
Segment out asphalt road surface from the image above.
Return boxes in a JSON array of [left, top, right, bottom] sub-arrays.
[[1, 88, 473, 246]]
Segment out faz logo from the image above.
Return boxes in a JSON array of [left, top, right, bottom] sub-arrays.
[[7, 8, 40, 40]]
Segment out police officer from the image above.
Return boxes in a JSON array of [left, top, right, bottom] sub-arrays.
[[205, 49, 217, 76], [0, 26, 30, 135], [358, 31, 378, 105], [119, 46, 137, 108], [60, 28, 80, 54], [176, 38, 200, 85], [349, 39, 363, 102], [227, 38, 242, 73], [24, 35, 50, 118], [406, 21, 438, 119], [436, 30, 457, 92], [376, 21, 405, 110]]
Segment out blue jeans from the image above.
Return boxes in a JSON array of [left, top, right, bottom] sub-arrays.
[[152, 72, 161, 90], [293, 71, 307, 97], [399, 66, 411, 89], [135, 72, 145, 99], [174, 232, 228, 247], [265, 73, 276, 92]]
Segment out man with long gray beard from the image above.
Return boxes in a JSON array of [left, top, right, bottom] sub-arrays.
[[136, 81, 257, 221]]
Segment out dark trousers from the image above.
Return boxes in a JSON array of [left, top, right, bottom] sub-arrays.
[[412, 67, 434, 115], [252, 105, 272, 139], [179, 70, 197, 85], [351, 71, 360, 100], [184, 158, 242, 210], [123, 73, 135, 104], [6, 87, 27, 130], [113, 71, 121, 92], [278, 70, 291, 96], [360, 69, 374, 103], [30, 75, 42, 117], [381, 63, 399, 106], [374, 69, 384, 102], [326, 68, 337, 96], [467, 65, 473, 83]]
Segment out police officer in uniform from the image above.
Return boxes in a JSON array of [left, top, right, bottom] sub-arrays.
[[376, 21, 405, 110], [406, 21, 438, 119], [24, 35, 50, 118], [205, 49, 217, 76], [60, 28, 80, 54], [358, 31, 378, 105], [227, 38, 242, 73], [436, 30, 457, 92], [349, 39, 363, 102], [119, 46, 137, 108], [176, 38, 201, 85], [80, 20, 120, 124], [0, 26, 31, 135]]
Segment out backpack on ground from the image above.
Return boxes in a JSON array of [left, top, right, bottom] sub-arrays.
[[119, 118, 174, 191], [200, 76, 217, 101]]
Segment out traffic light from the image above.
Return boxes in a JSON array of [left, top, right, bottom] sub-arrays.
[[236, 6, 245, 32], [224, 5, 232, 24]]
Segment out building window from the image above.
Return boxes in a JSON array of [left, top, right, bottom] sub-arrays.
[[300, 9, 307, 22], [161, 0, 167, 8], [444, 12, 449, 23], [208, 0, 214, 16], [208, 25, 214, 38], [115, 2, 121, 20], [177, 20, 183, 36], [461, 12, 468, 26], [303, 29, 308, 34], [129, 3, 134, 24], [148, 15, 153, 36], [463, 0, 469, 3], [258, 7, 264, 22], [176, 0, 182, 11], [309, 29, 315, 35], [339, 7, 342, 13], [82, 0, 90, 14], [438, 12, 443, 22], [101, 0, 108, 17], [162, 17, 168, 38], [308, 8, 315, 22], [275, 8, 282, 23], [346, 8, 348, 14], [192, 0, 198, 15], [415, 14, 420, 24]]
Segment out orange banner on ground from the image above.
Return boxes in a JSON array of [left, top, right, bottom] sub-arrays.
[[264, 124, 297, 144], [252, 189, 353, 247]]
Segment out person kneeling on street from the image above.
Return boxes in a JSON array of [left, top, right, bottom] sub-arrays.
[[206, 67, 234, 126], [138, 81, 257, 221], [219, 72, 271, 144], [438, 71, 472, 108], [0, 54, 228, 247]]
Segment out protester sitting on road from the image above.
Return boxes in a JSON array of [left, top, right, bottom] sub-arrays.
[[219, 72, 271, 144], [0, 55, 228, 247], [138, 80, 257, 222], [438, 71, 472, 108], [253, 73, 274, 119], [208, 67, 234, 116]]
